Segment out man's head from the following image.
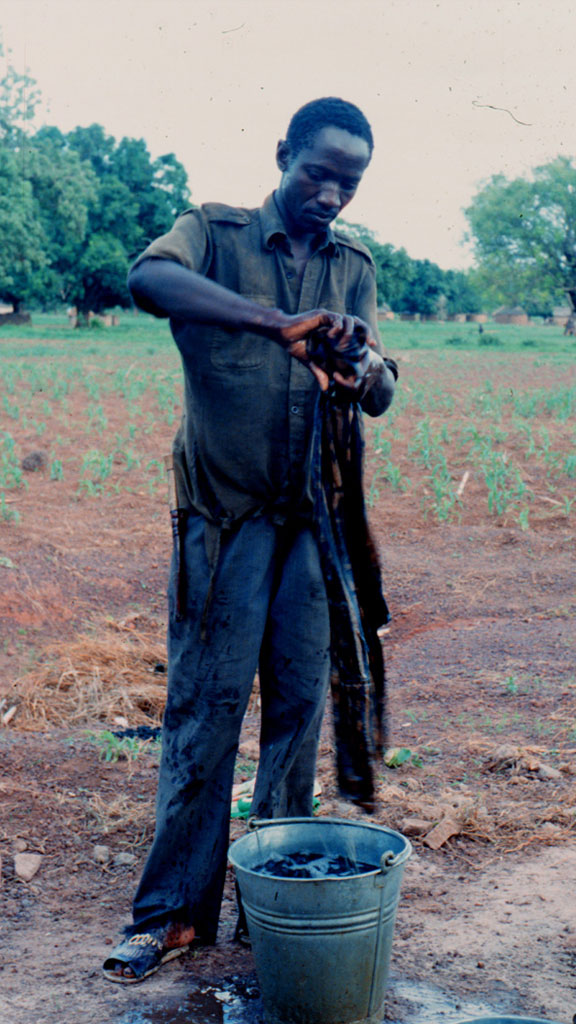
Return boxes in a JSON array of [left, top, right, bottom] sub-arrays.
[[275, 97, 373, 237], [284, 97, 374, 159]]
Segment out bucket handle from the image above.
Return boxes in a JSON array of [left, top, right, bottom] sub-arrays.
[[378, 850, 400, 876]]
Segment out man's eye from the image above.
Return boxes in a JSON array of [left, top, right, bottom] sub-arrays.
[[307, 168, 323, 182], [342, 181, 358, 193]]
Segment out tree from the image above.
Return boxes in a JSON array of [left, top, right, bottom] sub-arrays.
[[0, 148, 47, 311], [465, 157, 576, 312], [0, 56, 191, 318], [340, 222, 415, 308], [398, 259, 445, 316], [443, 269, 483, 316]]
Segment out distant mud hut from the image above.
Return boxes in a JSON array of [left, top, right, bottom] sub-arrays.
[[492, 306, 529, 326]]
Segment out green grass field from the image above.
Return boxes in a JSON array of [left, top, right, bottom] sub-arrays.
[[1, 312, 575, 529]]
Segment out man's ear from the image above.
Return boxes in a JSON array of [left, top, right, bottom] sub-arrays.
[[276, 139, 291, 172]]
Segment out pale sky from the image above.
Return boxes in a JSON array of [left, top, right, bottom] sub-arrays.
[[2, 0, 576, 269]]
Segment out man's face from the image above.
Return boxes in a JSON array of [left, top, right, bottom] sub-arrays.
[[276, 126, 371, 236]]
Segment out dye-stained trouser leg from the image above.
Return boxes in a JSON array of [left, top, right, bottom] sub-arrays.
[[129, 511, 330, 942], [251, 524, 330, 818]]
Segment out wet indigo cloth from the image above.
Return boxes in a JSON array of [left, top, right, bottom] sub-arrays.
[[311, 388, 390, 812]]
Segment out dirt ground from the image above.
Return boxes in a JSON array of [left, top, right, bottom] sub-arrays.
[[1, 346, 575, 1024]]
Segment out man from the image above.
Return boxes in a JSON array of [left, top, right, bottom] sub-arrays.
[[103, 97, 397, 983]]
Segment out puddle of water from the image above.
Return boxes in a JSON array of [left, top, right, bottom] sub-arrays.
[[387, 976, 503, 1024], [115, 973, 523, 1024], [115, 975, 264, 1024]]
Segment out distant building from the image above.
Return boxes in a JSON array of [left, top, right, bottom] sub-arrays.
[[492, 306, 529, 325], [551, 305, 572, 327]]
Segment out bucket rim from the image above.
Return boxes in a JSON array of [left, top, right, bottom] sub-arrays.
[[228, 815, 412, 878], [455, 1019, 566, 1024]]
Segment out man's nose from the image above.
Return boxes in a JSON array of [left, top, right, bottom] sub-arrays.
[[317, 182, 340, 209]]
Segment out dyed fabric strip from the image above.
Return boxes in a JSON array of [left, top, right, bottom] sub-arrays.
[[311, 390, 390, 812]]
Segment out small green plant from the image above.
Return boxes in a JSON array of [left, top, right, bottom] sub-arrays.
[[86, 730, 159, 762], [0, 492, 20, 523], [502, 674, 519, 695]]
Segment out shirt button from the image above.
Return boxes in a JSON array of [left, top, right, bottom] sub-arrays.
[[286, 271, 294, 279], [290, 405, 301, 415]]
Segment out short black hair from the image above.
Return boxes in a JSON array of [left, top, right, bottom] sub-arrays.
[[285, 97, 374, 157]]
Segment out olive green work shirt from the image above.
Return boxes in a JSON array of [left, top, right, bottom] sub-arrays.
[[134, 193, 381, 526]]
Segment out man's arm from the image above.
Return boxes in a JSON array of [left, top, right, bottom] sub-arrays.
[[129, 258, 375, 393]]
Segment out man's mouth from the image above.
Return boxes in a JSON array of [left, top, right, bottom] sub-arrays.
[[307, 209, 337, 224]]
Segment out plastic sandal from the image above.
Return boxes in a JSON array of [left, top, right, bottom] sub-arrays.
[[102, 932, 190, 984]]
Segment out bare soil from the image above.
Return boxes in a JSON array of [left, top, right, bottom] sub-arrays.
[[1, 347, 575, 1024]]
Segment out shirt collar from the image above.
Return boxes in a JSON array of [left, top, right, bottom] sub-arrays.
[[260, 193, 338, 256]]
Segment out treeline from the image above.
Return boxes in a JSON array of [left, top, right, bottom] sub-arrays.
[[344, 155, 576, 319], [0, 64, 189, 320], [2, 60, 576, 321], [341, 224, 483, 316]]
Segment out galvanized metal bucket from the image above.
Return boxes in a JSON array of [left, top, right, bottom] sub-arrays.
[[457, 1019, 566, 1024], [228, 816, 412, 1024]]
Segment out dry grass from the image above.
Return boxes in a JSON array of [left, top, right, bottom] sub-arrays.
[[10, 615, 168, 730], [369, 735, 576, 853], [86, 791, 155, 839]]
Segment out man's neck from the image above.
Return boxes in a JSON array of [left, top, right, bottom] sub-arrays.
[[273, 190, 324, 258]]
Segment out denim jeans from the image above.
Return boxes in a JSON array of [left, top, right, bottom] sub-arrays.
[[129, 510, 330, 941]]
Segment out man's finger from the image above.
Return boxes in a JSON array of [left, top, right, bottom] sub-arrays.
[[309, 363, 331, 391], [333, 370, 360, 390]]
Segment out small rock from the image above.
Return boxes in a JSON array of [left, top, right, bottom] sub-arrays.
[[423, 817, 461, 850], [14, 852, 42, 881], [2, 704, 18, 726], [21, 451, 48, 473], [93, 845, 110, 864], [113, 852, 137, 867], [400, 817, 433, 837], [238, 739, 259, 761], [537, 764, 562, 781], [13, 838, 28, 853]]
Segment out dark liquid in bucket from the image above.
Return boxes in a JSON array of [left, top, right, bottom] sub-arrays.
[[253, 852, 378, 879]]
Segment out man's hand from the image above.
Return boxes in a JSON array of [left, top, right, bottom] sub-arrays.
[[276, 310, 376, 391]]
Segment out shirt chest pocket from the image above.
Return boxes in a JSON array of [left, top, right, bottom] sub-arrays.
[[209, 295, 273, 370]]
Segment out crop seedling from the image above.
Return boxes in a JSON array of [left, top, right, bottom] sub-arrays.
[[86, 730, 160, 763], [50, 459, 64, 481]]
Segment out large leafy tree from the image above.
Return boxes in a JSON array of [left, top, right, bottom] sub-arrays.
[[0, 57, 47, 310], [465, 156, 576, 313], [0, 57, 191, 318]]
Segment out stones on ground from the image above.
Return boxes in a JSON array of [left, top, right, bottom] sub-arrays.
[[113, 852, 137, 867], [93, 845, 110, 864], [13, 838, 28, 853], [14, 852, 43, 881], [484, 745, 520, 772], [21, 451, 48, 472], [400, 817, 434, 837], [2, 704, 18, 726], [423, 817, 461, 850], [537, 764, 562, 781]]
